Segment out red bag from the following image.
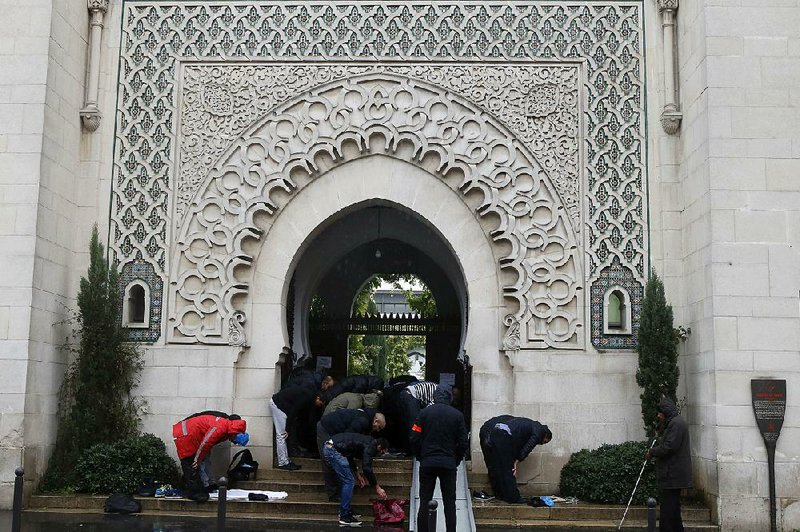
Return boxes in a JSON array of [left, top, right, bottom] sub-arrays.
[[371, 498, 408, 525]]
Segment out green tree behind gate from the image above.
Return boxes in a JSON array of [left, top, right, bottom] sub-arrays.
[[635, 269, 679, 439]]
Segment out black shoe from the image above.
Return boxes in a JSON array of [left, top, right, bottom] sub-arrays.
[[472, 490, 494, 501], [338, 514, 362, 527], [277, 462, 302, 471]]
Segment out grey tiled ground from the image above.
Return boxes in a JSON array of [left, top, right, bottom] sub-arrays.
[[0, 512, 407, 531]]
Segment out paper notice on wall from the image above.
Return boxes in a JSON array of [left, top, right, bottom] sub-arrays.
[[316, 356, 332, 371], [439, 373, 455, 388]]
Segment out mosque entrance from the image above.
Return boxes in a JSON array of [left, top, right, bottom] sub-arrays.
[[284, 203, 472, 426]]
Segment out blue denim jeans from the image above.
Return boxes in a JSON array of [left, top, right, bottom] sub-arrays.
[[323, 444, 355, 518]]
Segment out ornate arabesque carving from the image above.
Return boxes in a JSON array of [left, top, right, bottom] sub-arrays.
[[113, 2, 647, 346], [170, 73, 582, 349], [178, 65, 580, 227]]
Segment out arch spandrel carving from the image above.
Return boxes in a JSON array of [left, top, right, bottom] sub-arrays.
[[169, 70, 583, 350]]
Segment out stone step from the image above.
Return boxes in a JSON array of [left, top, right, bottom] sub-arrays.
[[286, 456, 414, 472], [475, 517, 719, 531], [238, 468, 414, 485], [27, 494, 718, 531], [470, 502, 712, 523]]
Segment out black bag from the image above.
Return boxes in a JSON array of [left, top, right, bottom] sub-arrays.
[[103, 493, 142, 514], [227, 449, 259, 482]]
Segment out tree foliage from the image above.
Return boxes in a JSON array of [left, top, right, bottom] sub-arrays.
[[346, 274, 431, 379], [41, 226, 144, 491], [635, 269, 679, 439]]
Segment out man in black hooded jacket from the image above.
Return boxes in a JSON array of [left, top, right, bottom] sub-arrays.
[[645, 397, 692, 532], [479, 415, 551, 503], [410, 384, 468, 532], [316, 408, 386, 501]]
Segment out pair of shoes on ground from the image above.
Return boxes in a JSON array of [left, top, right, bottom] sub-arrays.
[[155, 484, 184, 498], [277, 461, 302, 471], [338, 513, 362, 527], [472, 490, 494, 501]]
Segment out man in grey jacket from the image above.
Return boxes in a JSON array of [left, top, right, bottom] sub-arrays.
[[646, 397, 692, 532]]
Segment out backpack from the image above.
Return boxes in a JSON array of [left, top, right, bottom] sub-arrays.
[[227, 449, 259, 482], [103, 493, 142, 514]]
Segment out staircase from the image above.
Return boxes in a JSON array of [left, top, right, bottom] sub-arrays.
[[27, 457, 719, 531]]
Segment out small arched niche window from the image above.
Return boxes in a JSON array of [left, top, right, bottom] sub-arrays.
[[123, 280, 150, 329], [604, 287, 632, 335]]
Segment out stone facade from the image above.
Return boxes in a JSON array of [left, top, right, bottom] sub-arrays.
[[0, 1, 798, 530]]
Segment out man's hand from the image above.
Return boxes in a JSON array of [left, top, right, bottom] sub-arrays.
[[645, 451, 653, 461], [192, 461, 199, 470], [279, 431, 288, 441], [356, 472, 367, 488], [375, 485, 387, 499], [512, 460, 518, 477]]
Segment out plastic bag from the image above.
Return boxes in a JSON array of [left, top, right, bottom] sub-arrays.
[[372, 498, 408, 525], [103, 493, 142, 514]]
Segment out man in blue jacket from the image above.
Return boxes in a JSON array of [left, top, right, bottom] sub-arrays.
[[410, 384, 469, 532], [479, 415, 551, 503]]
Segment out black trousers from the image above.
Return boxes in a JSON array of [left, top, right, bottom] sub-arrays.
[[417, 466, 457, 532], [316, 422, 337, 498], [480, 430, 522, 503], [659, 488, 685, 532], [179, 457, 208, 501]]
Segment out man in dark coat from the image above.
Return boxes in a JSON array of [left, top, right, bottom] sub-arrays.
[[646, 397, 692, 532], [410, 385, 469, 532], [316, 408, 386, 501], [322, 433, 389, 527], [270, 385, 323, 470], [479, 415, 551, 503]]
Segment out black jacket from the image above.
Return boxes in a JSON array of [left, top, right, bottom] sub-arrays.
[[273, 386, 316, 420], [330, 433, 381, 486], [410, 385, 469, 469], [320, 408, 376, 436], [651, 398, 693, 489], [479, 415, 514, 444], [481, 416, 549, 462], [322, 375, 384, 403], [284, 367, 325, 392]]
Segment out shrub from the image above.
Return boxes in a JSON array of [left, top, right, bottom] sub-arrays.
[[75, 433, 180, 494], [560, 441, 656, 505]]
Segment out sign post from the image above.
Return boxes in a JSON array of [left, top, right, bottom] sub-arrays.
[[751, 379, 786, 532]]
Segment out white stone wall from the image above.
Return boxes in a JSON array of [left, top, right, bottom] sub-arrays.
[[0, 0, 55, 508], [0, 0, 107, 509], [648, 1, 800, 530]]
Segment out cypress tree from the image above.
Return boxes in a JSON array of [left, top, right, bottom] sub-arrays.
[[635, 269, 679, 439], [41, 225, 143, 490]]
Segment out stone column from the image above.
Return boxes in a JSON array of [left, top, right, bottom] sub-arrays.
[[658, 0, 682, 134], [80, 0, 109, 131]]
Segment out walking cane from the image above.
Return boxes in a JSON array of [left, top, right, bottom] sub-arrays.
[[617, 438, 657, 530]]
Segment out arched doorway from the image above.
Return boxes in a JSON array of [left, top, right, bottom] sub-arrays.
[[288, 204, 464, 383]]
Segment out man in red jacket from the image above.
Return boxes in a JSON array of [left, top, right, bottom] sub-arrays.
[[172, 412, 249, 501]]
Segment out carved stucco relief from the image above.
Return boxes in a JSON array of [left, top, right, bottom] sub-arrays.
[[169, 69, 583, 349], [113, 2, 646, 347]]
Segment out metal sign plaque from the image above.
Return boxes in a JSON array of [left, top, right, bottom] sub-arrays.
[[751, 379, 787, 444]]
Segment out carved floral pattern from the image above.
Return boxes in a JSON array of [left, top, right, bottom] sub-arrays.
[[171, 73, 583, 348], [112, 2, 647, 346]]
